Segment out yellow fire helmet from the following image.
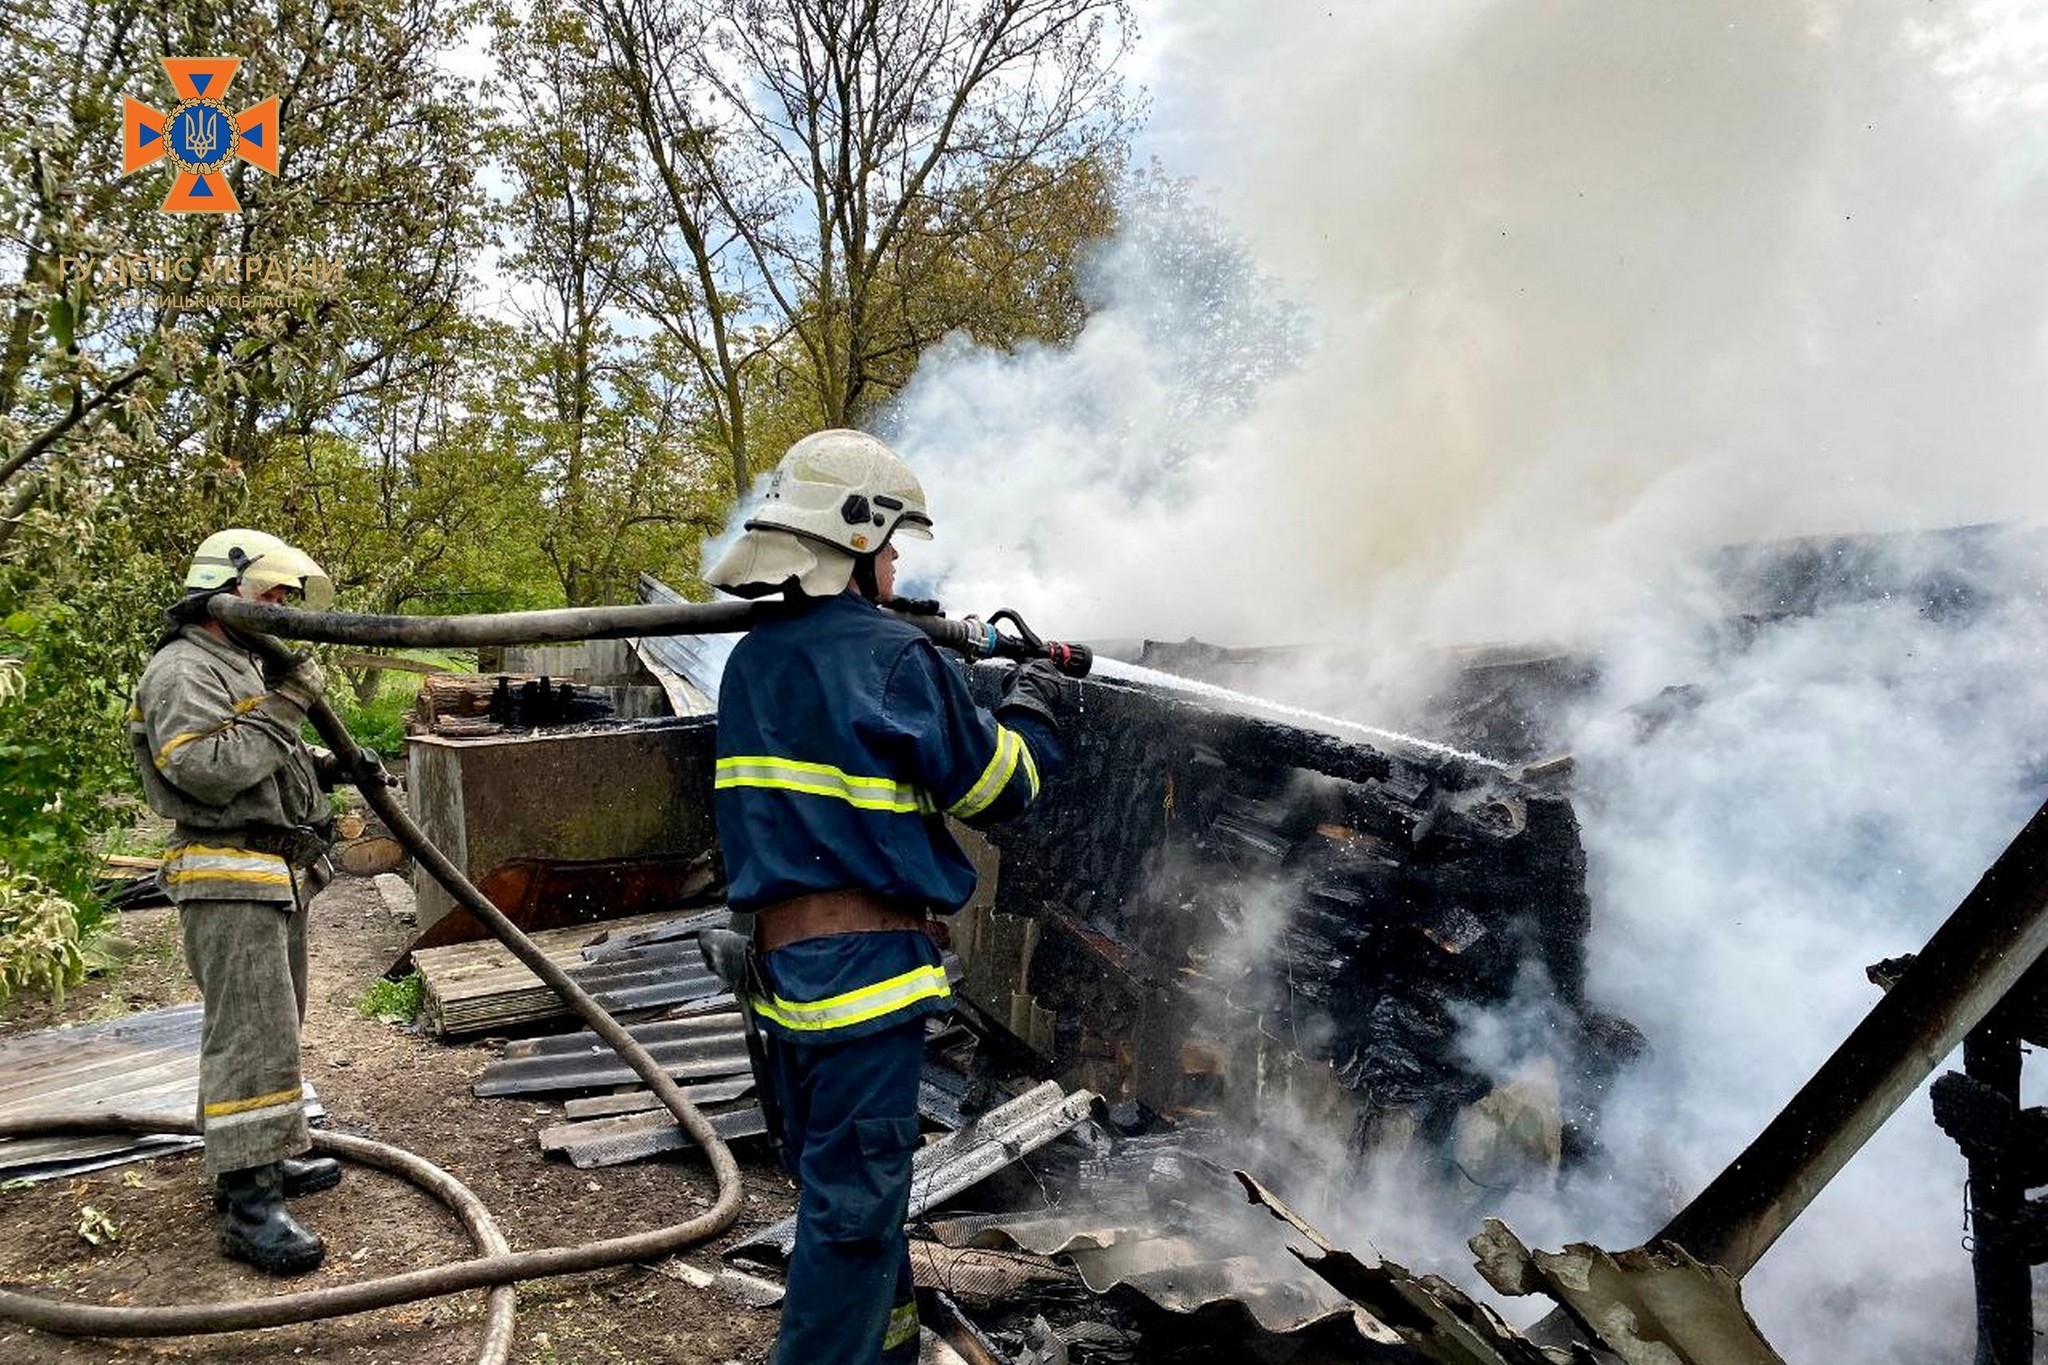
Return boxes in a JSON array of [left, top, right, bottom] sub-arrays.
[[184, 529, 334, 610]]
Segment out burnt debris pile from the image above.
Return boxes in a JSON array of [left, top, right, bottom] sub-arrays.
[[961, 668, 1641, 1184]]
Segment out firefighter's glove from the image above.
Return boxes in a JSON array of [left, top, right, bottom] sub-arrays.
[[269, 654, 327, 711], [354, 755, 402, 789], [316, 747, 399, 790], [699, 926, 752, 992], [997, 656, 1067, 734]]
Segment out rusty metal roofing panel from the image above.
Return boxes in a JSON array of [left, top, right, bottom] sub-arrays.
[[0, 1004, 323, 1182], [728, 1081, 1097, 1264]]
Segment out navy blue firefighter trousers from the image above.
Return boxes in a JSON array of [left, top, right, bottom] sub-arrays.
[[768, 1018, 925, 1365]]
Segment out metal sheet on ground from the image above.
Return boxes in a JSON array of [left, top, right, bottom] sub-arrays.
[[924, 1207, 1378, 1338], [0, 1003, 323, 1181], [727, 1082, 1097, 1264], [540, 1102, 768, 1167]]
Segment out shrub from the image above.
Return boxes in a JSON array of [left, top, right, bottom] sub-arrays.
[[0, 867, 88, 1007], [357, 971, 424, 1023], [0, 492, 164, 907]]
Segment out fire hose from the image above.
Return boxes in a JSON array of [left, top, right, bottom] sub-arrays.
[[0, 594, 1088, 1362]]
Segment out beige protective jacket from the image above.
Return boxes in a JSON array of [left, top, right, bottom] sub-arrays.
[[128, 626, 327, 903]]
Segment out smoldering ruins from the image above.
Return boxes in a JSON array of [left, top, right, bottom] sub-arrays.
[[954, 661, 1637, 1190], [306, 515, 2034, 1363]]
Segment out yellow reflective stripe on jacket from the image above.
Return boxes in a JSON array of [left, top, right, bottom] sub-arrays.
[[715, 756, 935, 814], [162, 845, 293, 888], [1017, 730, 1041, 801], [948, 726, 1024, 818], [750, 963, 952, 1033], [882, 1300, 920, 1351], [150, 695, 269, 770], [153, 726, 217, 769], [203, 1084, 303, 1119]]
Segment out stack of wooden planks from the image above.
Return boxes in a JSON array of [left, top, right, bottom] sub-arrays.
[[412, 910, 716, 1036]]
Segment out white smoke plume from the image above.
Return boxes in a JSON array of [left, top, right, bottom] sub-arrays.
[[873, 1, 2048, 1359]]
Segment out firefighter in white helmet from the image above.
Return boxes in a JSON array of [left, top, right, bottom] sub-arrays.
[[707, 431, 1067, 1365], [127, 530, 343, 1275], [706, 426, 936, 600]]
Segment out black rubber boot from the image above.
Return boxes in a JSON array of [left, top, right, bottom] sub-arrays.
[[215, 1163, 325, 1275], [280, 1155, 342, 1197]]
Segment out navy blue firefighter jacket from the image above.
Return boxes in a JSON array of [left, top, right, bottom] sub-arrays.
[[713, 591, 1061, 1043]]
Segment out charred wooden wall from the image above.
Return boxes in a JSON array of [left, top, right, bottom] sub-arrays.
[[958, 670, 1633, 1164]]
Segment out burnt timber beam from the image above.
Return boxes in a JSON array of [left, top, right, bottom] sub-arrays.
[[1930, 1071, 2048, 1191], [1958, 1025, 2031, 1365], [1654, 792, 2048, 1277]]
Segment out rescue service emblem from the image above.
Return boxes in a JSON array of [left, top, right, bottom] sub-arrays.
[[122, 58, 279, 214]]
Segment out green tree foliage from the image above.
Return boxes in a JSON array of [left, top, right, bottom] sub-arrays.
[[489, 0, 726, 604], [0, 490, 166, 901], [584, 0, 1138, 493], [1, 0, 490, 545], [0, 0, 491, 923]]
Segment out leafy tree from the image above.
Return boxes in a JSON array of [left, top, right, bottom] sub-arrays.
[[0, 0, 490, 927], [240, 325, 553, 701], [0, 489, 166, 902], [583, 0, 1138, 493], [490, 0, 726, 604]]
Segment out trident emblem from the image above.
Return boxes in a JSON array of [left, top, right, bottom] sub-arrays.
[[122, 58, 280, 214]]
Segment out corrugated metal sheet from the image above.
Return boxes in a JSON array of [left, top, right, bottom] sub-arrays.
[[1472, 1218, 1784, 1365], [916, 1163, 1581, 1362], [728, 1081, 1097, 1264], [1238, 1174, 1567, 1365], [0, 1003, 323, 1181], [539, 1101, 768, 1167], [580, 908, 731, 963], [413, 908, 720, 1036], [924, 1208, 1376, 1338], [471, 1014, 751, 1097], [633, 573, 730, 709]]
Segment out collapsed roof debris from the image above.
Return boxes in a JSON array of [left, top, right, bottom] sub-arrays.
[[412, 907, 723, 1036], [727, 1082, 1100, 1266], [1471, 1220, 1779, 1365], [923, 1137, 1390, 1343]]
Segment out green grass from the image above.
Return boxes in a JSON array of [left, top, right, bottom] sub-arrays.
[[357, 971, 423, 1023], [337, 686, 415, 758]]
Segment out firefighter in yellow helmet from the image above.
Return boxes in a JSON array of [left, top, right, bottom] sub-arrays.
[[127, 530, 342, 1275]]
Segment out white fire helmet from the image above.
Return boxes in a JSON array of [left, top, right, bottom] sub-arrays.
[[184, 529, 334, 611], [706, 430, 933, 598]]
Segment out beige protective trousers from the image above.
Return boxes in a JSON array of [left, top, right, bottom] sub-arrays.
[[180, 892, 312, 1175]]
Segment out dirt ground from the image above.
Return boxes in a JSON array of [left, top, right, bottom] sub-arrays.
[[0, 873, 797, 1365]]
